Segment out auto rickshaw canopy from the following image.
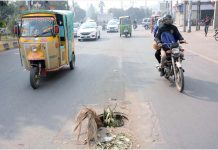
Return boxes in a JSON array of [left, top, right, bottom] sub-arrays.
[[20, 10, 74, 62]]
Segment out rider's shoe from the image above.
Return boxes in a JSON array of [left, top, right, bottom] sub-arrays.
[[160, 68, 165, 77]]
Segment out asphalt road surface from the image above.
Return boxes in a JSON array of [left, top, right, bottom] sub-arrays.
[[0, 27, 218, 148]]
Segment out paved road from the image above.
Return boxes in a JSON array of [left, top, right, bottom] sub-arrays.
[[0, 27, 218, 148]]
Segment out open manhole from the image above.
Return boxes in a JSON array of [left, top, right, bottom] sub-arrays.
[[98, 111, 128, 128], [74, 106, 130, 149], [98, 113, 128, 127]]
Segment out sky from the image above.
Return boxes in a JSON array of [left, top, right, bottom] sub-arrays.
[[70, 0, 161, 11]]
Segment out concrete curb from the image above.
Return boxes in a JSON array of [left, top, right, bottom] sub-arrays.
[[0, 41, 18, 52]]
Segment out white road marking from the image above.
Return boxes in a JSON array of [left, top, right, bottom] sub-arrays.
[[187, 50, 218, 64]]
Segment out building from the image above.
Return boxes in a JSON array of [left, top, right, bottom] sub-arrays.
[[16, 0, 69, 11], [175, 1, 214, 26]]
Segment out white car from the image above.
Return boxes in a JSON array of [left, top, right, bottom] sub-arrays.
[[77, 22, 100, 41], [107, 21, 119, 32], [142, 18, 150, 27]]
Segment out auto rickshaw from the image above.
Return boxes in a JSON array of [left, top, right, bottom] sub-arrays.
[[119, 16, 132, 37], [14, 10, 76, 89]]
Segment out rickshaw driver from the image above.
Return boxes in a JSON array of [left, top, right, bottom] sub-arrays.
[[31, 19, 53, 36]]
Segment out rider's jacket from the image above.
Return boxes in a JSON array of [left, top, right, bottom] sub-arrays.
[[155, 24, 184, 44]]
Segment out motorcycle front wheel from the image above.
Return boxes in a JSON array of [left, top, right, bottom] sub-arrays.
[[30, 67, 40, 89], [175, 68, 184, 92]]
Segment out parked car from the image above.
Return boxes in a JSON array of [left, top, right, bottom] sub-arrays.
[[86, 19, 95, 22], [107, 21, 119, 32], [73, 22, 80, 37], [77, 22, 100, 41]]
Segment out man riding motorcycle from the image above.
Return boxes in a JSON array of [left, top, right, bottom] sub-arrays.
[[133, 19, 137, 29], [155, 14, 186, 76]]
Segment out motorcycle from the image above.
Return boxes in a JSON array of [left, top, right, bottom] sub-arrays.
[[133, 24, 137, 30], [144, 24, 150, 30], [157, 42, 186, 92]]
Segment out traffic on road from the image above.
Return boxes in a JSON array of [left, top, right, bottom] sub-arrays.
[[0, 0, 218, 149]]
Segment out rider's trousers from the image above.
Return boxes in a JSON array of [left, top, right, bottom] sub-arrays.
[[161, 50, 184, 68]]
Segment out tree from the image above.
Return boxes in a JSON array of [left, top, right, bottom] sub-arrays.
[[99, 0, 105, 14], [126, 7, 145, 21], [144, 8, 152, 18], [87, 4, 97, 20], [108, 7, 151, 22], [74, 3, 86, 22], [108, 8, 125, 19], [0, 1, 16, 23], [0, 1, 18, 40]]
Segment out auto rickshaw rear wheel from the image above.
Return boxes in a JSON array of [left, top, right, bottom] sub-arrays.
[[70, 53, 75, 70], [30, 67, 40, 89]]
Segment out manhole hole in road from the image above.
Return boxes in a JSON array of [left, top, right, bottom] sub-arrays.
[[98, 111, 128, 128]]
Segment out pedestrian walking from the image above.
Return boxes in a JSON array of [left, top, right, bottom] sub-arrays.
[[204, 15, 211, 37]]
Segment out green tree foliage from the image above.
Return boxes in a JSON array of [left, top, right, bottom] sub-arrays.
[[74, 3, 86, 22], [144, 8, 152, 18], [87, 4, 97, 20], [14, 1, 69, 11], [108, 7, 152, 21], [99, 0, 105, 14], [0, 1, 16, 26], [43, 1, 69, 10], [108, 8, 125, 19], [0, 1, 19, 35]]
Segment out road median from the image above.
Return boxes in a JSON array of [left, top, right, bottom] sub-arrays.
[[0, 41, 18, 52]]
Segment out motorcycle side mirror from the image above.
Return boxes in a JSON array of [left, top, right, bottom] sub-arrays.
[[54, 25, 59, 34]]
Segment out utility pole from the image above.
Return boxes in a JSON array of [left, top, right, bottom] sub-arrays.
[[196, 1, 200, 31], [187, 0, 192, 32], [183, 1, 187, 32], [170, 0, 173, 15], [166, 1, 169, 14], [214, 1, 218, 29]]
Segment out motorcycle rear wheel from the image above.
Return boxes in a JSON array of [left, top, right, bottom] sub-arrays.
[[175, 68, 184, 92]]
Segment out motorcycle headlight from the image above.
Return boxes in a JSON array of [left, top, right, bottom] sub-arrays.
[[172, 48, 180, 54]]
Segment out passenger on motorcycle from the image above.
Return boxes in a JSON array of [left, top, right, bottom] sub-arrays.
[[153, 18, 163, 64], [155, 14, 186, 76]]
